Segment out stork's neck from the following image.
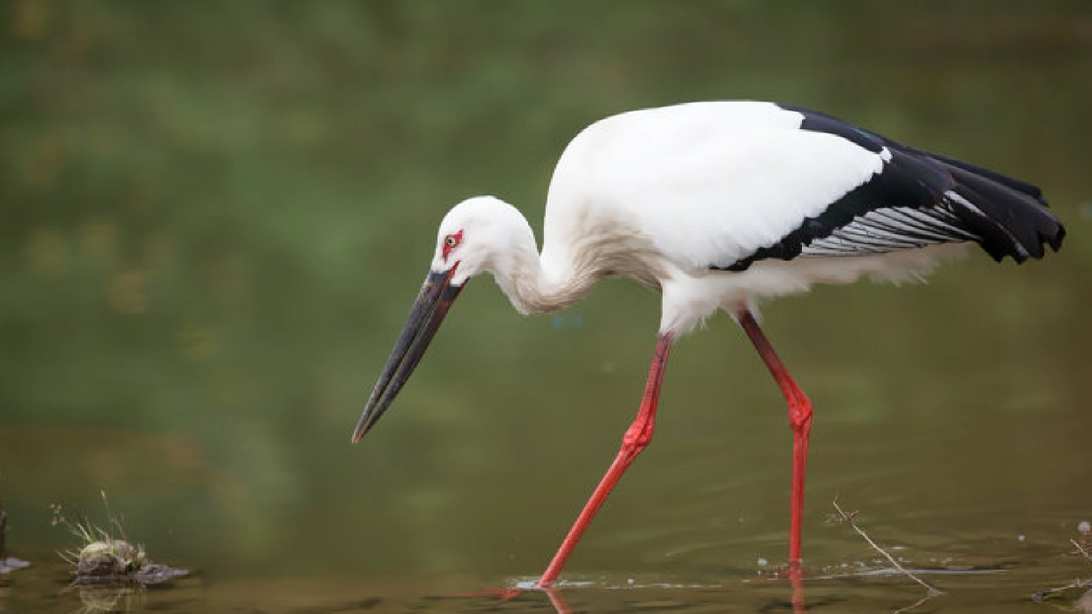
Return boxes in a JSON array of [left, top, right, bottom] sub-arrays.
[[481, 201, 663, 315], [489, 217, 597, 316]]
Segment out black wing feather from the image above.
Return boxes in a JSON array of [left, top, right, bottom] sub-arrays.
[[714, 105, 1065, 271]]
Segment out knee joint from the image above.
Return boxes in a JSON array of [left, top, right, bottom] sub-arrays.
[[789, 395, 813, 432], [622, 421, 654, 455]]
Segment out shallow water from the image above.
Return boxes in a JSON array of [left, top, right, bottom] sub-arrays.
[[2, 2, 1091, 612]]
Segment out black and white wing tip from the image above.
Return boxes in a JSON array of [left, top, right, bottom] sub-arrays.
[[931, 154, 1065, 262], [718, 106, 1066, 272]]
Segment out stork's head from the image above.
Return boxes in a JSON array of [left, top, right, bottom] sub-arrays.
[[430, 195, 534, 285], [351, 195, 529, 443]]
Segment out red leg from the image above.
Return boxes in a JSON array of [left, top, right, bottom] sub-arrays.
[[737, 310, 813, 567], [537, 334, 673, 588]]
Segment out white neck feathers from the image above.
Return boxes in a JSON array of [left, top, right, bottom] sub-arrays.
[[487, 211, 662, 315]]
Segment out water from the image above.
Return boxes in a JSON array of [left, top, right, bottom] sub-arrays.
[[2, 2, 1091, 611]]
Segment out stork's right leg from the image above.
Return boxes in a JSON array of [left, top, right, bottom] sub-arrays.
[[536, 334, 673, 588], [737, 310, 813, 568]]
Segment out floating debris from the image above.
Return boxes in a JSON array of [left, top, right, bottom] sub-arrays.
[[54, 492, 188, 586], [0, 505, 31, 575]]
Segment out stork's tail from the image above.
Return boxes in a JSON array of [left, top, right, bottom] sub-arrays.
[[931, 152, 1065, 263]]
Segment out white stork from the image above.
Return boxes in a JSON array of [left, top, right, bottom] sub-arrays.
[[350, 101, 1065, 588]]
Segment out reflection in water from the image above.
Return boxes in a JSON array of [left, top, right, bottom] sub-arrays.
[[790, 564, 806, 613], [71, 586, 142, 614], [543, 586, 572, 614]]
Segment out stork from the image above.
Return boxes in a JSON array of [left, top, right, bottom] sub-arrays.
[[350, 101, 1065, 588]]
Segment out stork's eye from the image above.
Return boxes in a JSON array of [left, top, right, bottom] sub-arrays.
[[441, 231, 462, 261]]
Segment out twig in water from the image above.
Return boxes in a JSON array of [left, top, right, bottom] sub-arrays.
[[892, 590, 937, 614], [832, 499, 943, 597], [1031, 578, 1092, 603], [1073, 539, 1092, 564]]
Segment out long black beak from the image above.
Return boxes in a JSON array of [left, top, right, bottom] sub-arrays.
[[352, 268, 464, 443]]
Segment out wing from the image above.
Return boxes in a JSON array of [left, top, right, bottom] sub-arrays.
[[715, 132, 973, 271], [546, 102, 1063, 273], [715, 105, 1063, 271]]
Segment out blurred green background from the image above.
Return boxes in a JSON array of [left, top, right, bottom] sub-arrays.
[[1, 1, 1090, 611]]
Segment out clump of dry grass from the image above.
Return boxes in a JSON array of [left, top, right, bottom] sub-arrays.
[[54, 493, 146, 578], [52, 491, 186, 586]]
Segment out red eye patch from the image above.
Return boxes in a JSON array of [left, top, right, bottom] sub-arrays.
[[442, 230, 463, 262]]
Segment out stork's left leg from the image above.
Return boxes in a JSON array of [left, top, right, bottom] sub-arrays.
[[536, 334, 673, 588], [737, 310, 813, 567]]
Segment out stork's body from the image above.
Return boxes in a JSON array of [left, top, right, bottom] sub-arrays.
[[351, 101, 1065, 588]]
